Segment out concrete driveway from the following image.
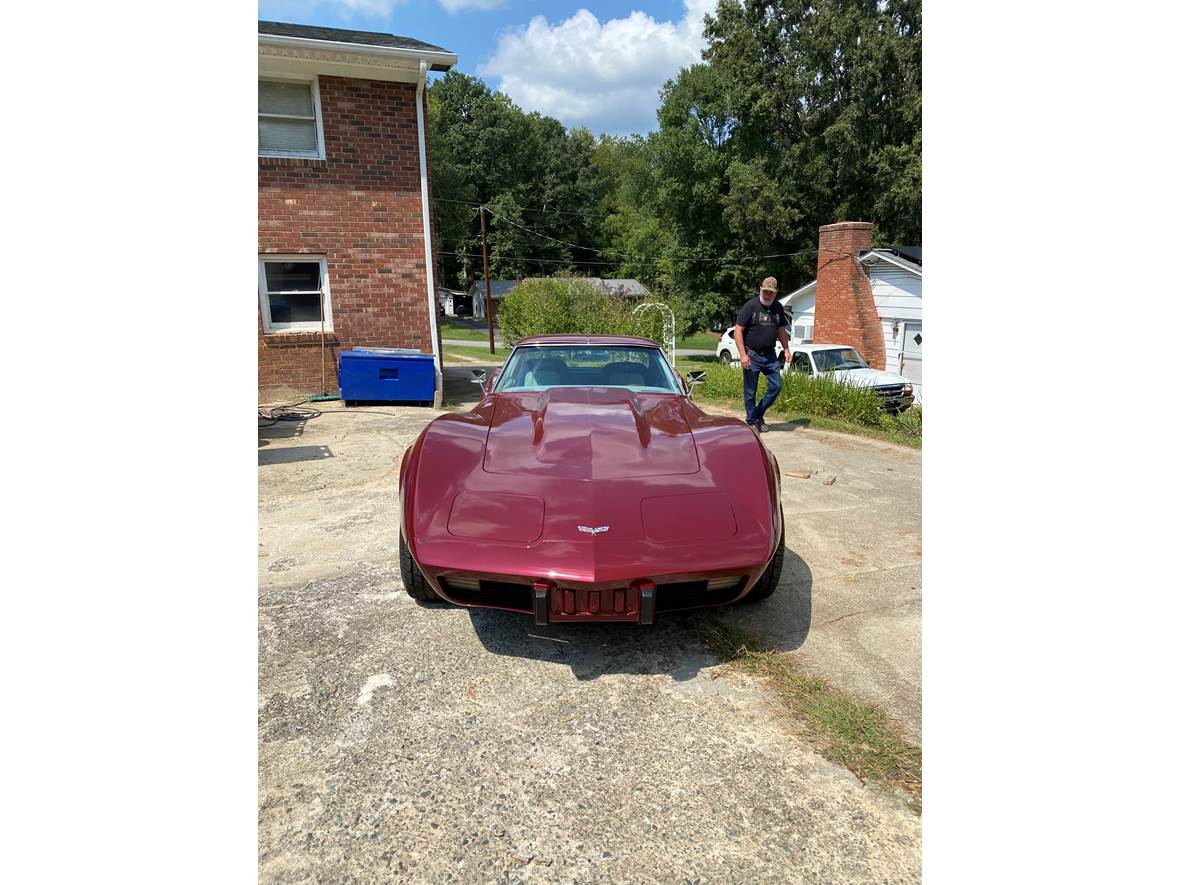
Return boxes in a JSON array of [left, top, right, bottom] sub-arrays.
[[258, 385, 921, 882]]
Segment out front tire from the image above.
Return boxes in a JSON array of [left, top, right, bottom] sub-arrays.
[[399, 532, 440, 602], [718, 349, 734, 365], [743, 516, 785, 603]]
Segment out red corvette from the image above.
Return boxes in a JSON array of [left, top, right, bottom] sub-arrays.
[[398, 335, 784, 624]]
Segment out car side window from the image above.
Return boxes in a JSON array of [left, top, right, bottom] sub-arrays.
[[791, 352, 812, 374]]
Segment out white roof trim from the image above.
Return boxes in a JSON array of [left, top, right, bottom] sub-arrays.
[[258, 34, 457, 69], [779, 279, 816, 306], [861, 249, 922, 277], [777, 251, 921, 306]]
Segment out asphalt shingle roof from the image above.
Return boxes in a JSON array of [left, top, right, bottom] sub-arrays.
[[259, 21, 452, 55]]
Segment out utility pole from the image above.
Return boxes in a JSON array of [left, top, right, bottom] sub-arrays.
[[479, 205, 495, 355]]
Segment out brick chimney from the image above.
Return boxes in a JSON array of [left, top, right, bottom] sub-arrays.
[[813, 221, 886, 370]]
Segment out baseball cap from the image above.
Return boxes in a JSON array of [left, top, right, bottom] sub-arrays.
[[759, 276, 779, 294]]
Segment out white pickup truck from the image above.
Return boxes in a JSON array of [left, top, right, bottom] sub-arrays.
[[715, 326, 786, 365], [787, 343, 915, 412]]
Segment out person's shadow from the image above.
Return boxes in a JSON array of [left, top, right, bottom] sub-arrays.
[[465, 545, 811, 679]]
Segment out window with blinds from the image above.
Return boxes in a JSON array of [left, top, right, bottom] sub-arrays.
[[259, 78, 323, 158]]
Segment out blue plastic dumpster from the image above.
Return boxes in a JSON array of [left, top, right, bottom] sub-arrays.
[[339, 349, 435, 405]]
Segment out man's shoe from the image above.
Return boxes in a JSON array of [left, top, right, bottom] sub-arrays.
[[757, 420, 770, 433]]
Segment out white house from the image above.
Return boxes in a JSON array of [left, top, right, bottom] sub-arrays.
[[781, 240, 922, 402], [467, 280, 520, 319]]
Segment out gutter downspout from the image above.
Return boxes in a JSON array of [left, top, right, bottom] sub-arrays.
[[415, 59, 443, 407]]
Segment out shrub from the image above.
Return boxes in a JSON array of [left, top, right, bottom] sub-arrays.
[[497, 277, 668, 345], [686, 359, 922, 439], [771, 370, 889, 425]]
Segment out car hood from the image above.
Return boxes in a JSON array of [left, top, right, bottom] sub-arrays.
[[483, 388, 700, 480], [826, 367, 909, 388]]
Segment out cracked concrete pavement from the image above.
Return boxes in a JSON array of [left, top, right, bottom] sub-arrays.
[[258, 381, 921, 881]]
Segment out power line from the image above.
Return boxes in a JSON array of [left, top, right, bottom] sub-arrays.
[[436, 201, 857, 267], [438, 249, 823, 266], [484, 210, 827, 263], [431, 195, 601, 220], [486, 209, 591, 253]]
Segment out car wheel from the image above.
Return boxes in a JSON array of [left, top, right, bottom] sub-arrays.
[[399, 531, 440, 602], [743, 515, 785, 603], [718, 349, 733, 365]]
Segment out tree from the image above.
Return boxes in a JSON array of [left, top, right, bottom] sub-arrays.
[[427, 2, 922, 335], [595, 1, 922, 332], [427, 72, 610, 287]]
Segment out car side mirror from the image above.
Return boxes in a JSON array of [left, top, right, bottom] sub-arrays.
[[685, 370, 706, 399], [470, 368, 488, 394]]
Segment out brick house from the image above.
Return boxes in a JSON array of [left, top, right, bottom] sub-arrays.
[[257, 21, 456, 403], [780, 222, 923, 402]]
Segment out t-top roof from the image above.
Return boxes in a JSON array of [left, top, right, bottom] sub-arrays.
[[259, 20, 452, 55]]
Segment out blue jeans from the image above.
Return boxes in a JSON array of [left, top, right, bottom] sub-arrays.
[[743, 352, 782, 424]]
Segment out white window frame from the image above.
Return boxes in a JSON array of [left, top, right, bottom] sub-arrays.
[[258, 255, 333, 333], [258, 73, 325, 160]]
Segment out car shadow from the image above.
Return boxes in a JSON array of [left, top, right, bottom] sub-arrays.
[[467, 608, 713, 682], [717, 546, 813, 652], [466, 545, 812, 679]]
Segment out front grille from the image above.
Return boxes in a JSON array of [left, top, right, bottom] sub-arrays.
[[440, 576, 748, 616], [439, 578, 532, 612], [654, 578, 746, 612], [874, 384, 905, 398]]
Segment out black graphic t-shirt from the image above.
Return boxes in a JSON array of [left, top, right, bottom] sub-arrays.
[[736, 297, 787, 355]]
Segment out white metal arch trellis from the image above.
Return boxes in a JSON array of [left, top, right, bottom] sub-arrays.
[[631, 301, 676, 368]]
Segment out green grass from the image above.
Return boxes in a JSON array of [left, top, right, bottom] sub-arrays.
[[697, 618, 922, 807], [676, 331, 721, 350], [442, 344, 507, 365], [676, 356, 922, 448], [440, 316, 495, 342]]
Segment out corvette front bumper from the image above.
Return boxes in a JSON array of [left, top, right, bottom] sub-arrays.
[[430, 571, 758, 625]]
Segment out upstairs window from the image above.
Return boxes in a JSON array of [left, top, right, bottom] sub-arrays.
[[259, 78, 323, 159], [258, 257, 332, 333]]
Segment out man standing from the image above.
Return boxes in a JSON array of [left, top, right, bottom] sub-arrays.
[[734, 276, 791, 432]]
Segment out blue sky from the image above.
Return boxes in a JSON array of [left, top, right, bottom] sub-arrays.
[[257, 1, 713, 136]]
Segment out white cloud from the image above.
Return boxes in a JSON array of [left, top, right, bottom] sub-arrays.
[[438, 0, 506, 12], [479, 1, 714, 135]]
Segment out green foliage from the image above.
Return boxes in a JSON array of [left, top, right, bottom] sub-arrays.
[[680, 357, 922, 442], [427, 73, 604, 287], [594, 1, 922, 332], [496, 279, 670, 346], [428, 3, 922, 335]]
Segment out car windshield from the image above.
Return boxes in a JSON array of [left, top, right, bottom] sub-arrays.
[[811, 348, 868, 372], [494, 345, 681, 393]]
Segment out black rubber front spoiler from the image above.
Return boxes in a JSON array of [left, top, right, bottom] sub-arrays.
[[639, 584, 655, 625]]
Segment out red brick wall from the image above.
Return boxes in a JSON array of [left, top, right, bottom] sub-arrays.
[[258, 75, 440, 401], [813, 221, 886, 370]]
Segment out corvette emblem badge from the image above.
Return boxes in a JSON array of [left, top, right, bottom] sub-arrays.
[[577, 525, 610, 535]]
